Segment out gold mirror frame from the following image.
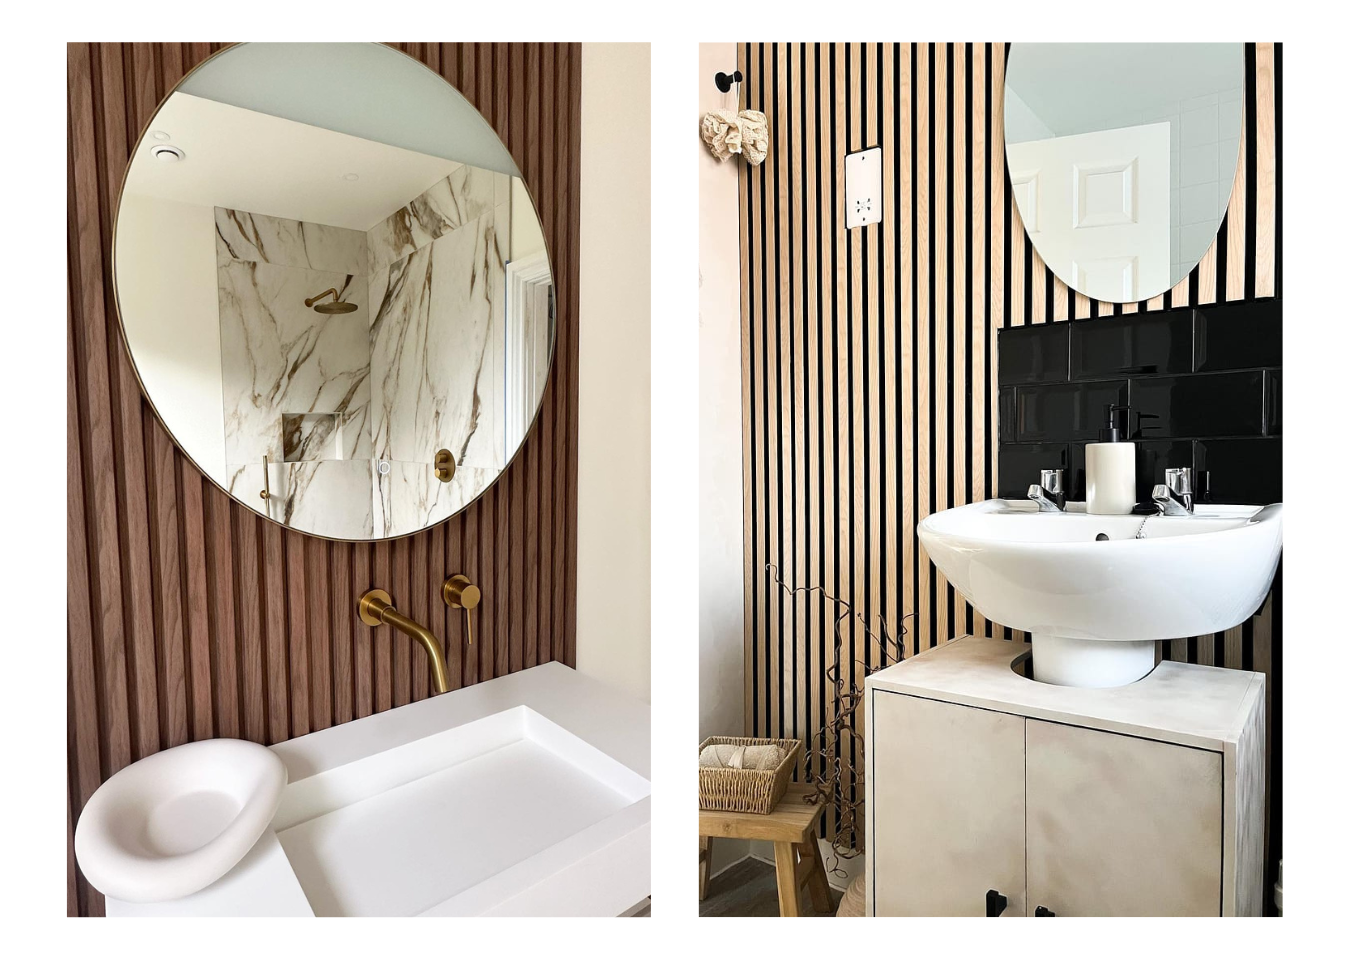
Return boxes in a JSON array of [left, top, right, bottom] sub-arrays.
[[110, 42, 559, 543]]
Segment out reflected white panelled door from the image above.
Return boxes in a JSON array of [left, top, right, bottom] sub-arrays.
[[505, 252, 554, 451], [1006, 122, 1170, 303]]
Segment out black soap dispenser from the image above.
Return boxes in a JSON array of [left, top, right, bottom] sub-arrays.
[[1086, 403, 1135, 515]]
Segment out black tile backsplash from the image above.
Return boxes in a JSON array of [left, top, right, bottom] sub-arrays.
[[1266, 369, 1281, 436], [1194, 299, 1282, 372], [1002, 380, 1128, 443], [1130, 371, 1266, 438], [999, 322, 1068, 385], [997, 300, 1281, 505], [1195, 439, 1283, 505], [997, 443, 1068, 499], [1069, 308, 1192, 380]]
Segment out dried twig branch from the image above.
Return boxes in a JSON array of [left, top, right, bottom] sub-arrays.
[[764, 562, 914, 877]]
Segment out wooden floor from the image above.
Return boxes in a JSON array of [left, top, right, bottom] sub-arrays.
[[699, 857, 842, 917]]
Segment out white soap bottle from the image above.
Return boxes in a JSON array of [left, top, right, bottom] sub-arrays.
[[1086, 403, 1136, 516]]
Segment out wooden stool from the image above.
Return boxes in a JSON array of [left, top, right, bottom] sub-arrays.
[[699, 784, 832, 916]]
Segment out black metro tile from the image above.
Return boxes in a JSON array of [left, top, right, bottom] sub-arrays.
[[1010, 380, 1129, 443], [1195, 439, 1282, 505], [997, 443, 1068, 499], [1069, 309, 1193, 380], [1066, 443, 1086, 502], [1266, 369, 1281, 435], [1193, 299, 1282, 372], [1129, 372, 1265, 438], [998, 322, 1069, 386]]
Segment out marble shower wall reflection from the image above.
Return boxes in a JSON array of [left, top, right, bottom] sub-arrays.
[[213, 161, 510, 539], [216, 208, 377, 537], [368, 162, 511, 536]]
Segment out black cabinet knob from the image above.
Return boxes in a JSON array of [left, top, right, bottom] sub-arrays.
[[1035, 905, 1056, 917], [985, 889, 1008, 917]]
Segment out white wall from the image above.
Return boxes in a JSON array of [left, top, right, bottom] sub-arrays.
[[1003, 87, 1055, 144], [697, 43, 746, 741], [575, 43, 651, 703], [115, 194, 227, 482], [510, 178, 547, 261]]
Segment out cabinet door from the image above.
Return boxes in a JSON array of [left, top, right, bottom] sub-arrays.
[[871, 693, 1026, 916], [1025, 720, 1223, 916]]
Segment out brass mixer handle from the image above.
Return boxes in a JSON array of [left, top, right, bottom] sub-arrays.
[[443, 575, 480, 645]]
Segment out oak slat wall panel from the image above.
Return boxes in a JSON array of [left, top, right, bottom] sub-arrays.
[[67, 42, 581, 915], [739, 43, 1281, 894]]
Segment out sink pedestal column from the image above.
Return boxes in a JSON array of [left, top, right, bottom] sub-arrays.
[[1031, 635, 1155, 688]]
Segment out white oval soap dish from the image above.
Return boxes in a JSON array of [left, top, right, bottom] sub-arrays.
[[74, 739, 287, 903]]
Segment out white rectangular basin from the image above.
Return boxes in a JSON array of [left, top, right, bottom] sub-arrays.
[[107, 663, 651, 917], [273, 706, 649, 916]]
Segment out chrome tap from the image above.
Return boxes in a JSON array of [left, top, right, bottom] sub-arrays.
[[1028, 468, 1065, 513], [1152, 467, 1194, 517]]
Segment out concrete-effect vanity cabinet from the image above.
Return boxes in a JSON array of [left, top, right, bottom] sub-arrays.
[[864, 636, 1265, 917]]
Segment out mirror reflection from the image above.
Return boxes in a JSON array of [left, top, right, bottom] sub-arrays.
[[1004, 43, 1243, 303], [114, 42, 553, 541]]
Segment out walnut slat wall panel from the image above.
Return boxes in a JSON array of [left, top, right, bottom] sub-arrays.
[[66, 42, 581, 917], [738, 43, 1281, 903]]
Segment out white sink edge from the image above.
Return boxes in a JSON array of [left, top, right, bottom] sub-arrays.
[[107, 663, 651, 917]]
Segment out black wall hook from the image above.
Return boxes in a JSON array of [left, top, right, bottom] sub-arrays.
[[714, 70, 743, 93]]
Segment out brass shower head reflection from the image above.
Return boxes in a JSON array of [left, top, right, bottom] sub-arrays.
[[304, 288, 358, 315]]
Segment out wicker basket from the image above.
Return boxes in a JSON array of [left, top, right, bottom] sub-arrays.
[[698, 736, 802, 814]]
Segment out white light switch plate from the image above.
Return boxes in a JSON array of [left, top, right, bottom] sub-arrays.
[[845, 146, 882, 229]]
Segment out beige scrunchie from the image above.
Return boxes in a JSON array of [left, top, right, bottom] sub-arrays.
[[701, 109, 743, 162], [737, 110, 769, 166], [700, 109, 770, 166]]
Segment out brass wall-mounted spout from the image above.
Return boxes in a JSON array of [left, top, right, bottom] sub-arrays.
[[358, 589, 450, 694]]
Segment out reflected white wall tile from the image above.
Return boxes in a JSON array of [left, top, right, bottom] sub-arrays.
[[217, 257, 371, 465], [378, 460, 491, 536], [370, 213, 499, 470], [283, 460, 376, 539], [367, 163, 495, 272], [215, 208, 366, 275], [225, 459, 376, 539]]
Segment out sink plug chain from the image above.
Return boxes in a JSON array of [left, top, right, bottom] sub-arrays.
[[1134, 515, 1153, 540]]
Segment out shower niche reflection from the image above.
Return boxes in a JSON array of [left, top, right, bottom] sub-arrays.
[[113, 43, 555, 541]]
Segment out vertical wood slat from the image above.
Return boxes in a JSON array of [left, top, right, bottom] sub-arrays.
[[68, 42, 580, 914], [179, 461, 213, 741], [739, 43, 755, 738], [933, 43, 949, 655], [70, 45, 134, 800], [803, 43, 821, 775], [819, 44, 838, 815], [864, 45, 881, 682], [329, 541, 351, 725], [915, 44, 931, 651], [881, 44, 898, 670], [117, 43, 164, 762], [972, 45, 993, 645], [790, 43, 808, 775], [564, 43, 582, 671], [846, 41, 862, 736], [280, 531, 308, 737], [740, 40, 1281, 867], [898, 43, 914, 658]]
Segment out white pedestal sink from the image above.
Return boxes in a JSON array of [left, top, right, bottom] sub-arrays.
[[917, 500, 1283, 687]]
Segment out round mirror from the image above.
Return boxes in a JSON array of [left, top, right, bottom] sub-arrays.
[[114, 42, 554, 541], [1004, 43, 1244, 304]]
